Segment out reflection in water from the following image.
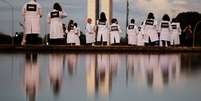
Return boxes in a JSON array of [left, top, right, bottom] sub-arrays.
[[49, 54, 65, 96], [126, 54, 181, 92], [24, 52, 39, 101], [97, 54, 110, 96], [86, 54, 114, 97], [127, 54, 147, 87], [66, 54, 78, 76], [17, 53, 201, 101], [109, 54, 119, 77], [169, 54, 181, 84]]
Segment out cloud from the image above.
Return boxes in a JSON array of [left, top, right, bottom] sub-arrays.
[[172, 0, 188, 5], [136, 0, 172, 17], [134, 0, 194, 18]]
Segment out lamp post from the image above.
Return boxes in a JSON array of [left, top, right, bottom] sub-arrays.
[[192, 20, 201, 47], [126, 0, 129, 29], [1, 0, 14, 45]]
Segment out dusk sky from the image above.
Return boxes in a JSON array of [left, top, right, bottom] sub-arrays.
[[0, 0, 201, 36]]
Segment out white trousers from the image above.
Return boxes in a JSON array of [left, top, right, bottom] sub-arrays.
[[86, 33, 95, 44], [67, 31, 75, 44], [110, 32, 120, 44], [97, 31, 108, 42], [74, 35, 80, 45], [171, 33, 180, 45], [137, 34, 144, 46], [128, 34, 137, 45]]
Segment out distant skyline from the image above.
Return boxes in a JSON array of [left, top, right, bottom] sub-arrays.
[[0, 0, 201, 36]]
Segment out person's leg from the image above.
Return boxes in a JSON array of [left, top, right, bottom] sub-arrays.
[[96, 32, 101, 45], [50, 39, 64, 45], [153, 41, 156, 46], [149, 37, 152, 46], [25, 34, 38, 45], [48, 39, 54, 45], [98, 35, 103, 45], [103, 41, 107, 45], [103, 33, 107, 45], [25, 34, 31, 45], [31, 34, 40, 44], [31, 34, 37, 44], [54, 39, 59, 45], [86, 43, 92, 46], [130, 35, 135, 46], [167, 41, 170, 47], [153, 41, 159, 47], [89, 43, 92, 46], [145, 42, 149, 47], [57, 38, 65, 45], [162, 40, 166, 47], [116, 33, 120, 45], [111, 33, 116, 45]]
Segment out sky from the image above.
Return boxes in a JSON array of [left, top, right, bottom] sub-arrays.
[[0, 0, 201, 36]]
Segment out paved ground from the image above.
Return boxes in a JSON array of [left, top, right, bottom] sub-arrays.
[[0, 45, 201, 53]]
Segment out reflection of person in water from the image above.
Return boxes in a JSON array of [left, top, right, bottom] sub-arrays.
[[97, 54, 111, 96], [133, 55, 147, 87], [127, 54, 135, 76], [142, 55, 154, 87], [168, 54, 181, 85], [24, 52, 39, 101], [152, 55, 164, 91], [67, 54, 77, 76], [109, 54, 119, 76], [49, 54, 64, 96], [159, 55, 170, 85]]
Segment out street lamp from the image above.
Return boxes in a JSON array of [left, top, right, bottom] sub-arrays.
[[126, 0, 129, 29], [192, 20, 201, 47], [1, 0, 14, 45]]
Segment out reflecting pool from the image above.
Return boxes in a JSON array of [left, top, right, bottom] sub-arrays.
[[0, 53, 201, 101]]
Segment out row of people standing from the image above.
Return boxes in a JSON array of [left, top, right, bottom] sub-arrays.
[[22, 0, 79, 45], [49, 10, 123, 46], [21, 0, 122, 46], [127, 13, 181, 47], [142, 13, 181, 47], [85, 12, 182, 47], [22, 0, 181, 47]]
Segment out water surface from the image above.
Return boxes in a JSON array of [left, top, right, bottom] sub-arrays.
[[0, 53, 201, 101]]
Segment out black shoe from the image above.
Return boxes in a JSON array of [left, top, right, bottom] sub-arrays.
[[103, 42, 107, 45], [96, 41, 101, 45]]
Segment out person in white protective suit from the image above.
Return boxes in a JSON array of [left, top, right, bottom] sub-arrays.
[[85, 18, 96, 46], [143, 12, 159, 46], [127, 19, 139, 46], [137, 22, 145, 46], [109, 18, 122, 45], [96, 12, 109, 45], [66, 20, 76, 45], [74, 23, 81, 46], [171, 18, 181, 46], [48, 2, 67, 45], [22, 0, 42, 45], [159, 14, 171, 47]]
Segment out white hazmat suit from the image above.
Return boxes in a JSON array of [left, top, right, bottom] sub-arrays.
[[127, 24, 138, 45]]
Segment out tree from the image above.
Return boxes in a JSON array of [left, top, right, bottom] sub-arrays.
[[176, 12, 201, 46]]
